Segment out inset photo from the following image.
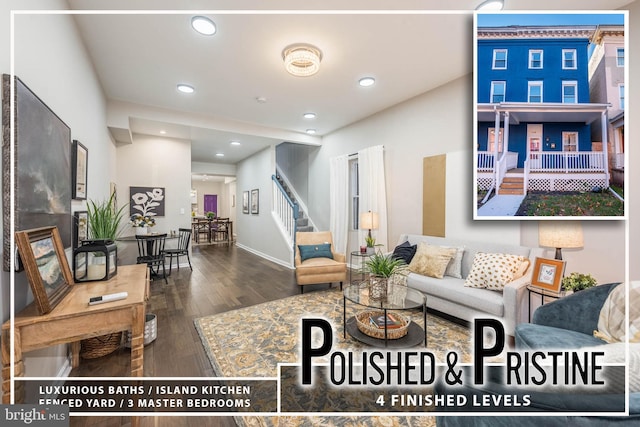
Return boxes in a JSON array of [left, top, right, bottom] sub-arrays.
[[474, 12, 626, 219]]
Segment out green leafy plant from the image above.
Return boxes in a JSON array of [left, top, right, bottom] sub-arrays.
[[365, 235, 376, 248], [562, 272, 598, 292], [86, 192, 128, 241], [364, 252, 404, 278], [206, 211, 216, 219]]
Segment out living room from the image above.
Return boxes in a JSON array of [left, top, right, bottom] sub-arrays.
[[1, 0, 638, 425]]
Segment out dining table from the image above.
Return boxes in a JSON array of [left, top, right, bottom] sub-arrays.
[[191, 218, 233, 245]]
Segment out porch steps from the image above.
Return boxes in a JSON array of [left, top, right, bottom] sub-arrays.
[[498, 176, 524, 195]]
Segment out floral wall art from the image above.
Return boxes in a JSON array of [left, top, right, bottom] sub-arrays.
[[129, 187, 165, 217]]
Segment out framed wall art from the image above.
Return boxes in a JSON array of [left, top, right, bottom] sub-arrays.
[[73, 210, 88, 250], [2, 74, 72, 271], [242, 191, 249, 214], [129, 186, 165, 217], [251, 189, 259, 215], [72, 139, 88, 200], [531, 257, 566, 293], [15, 226, 74, 315]]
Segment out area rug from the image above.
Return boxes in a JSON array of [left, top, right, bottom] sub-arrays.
[[194, 288, 472, 426]]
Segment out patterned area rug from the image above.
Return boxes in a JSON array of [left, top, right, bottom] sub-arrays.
[[194, 288, 472, 426]]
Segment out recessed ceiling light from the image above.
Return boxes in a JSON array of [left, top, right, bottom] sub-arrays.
[[359, 77, 376, 87], [191, 16, 217, 36], [159, 130, 166, 135], [216, 153, 225, 157], [230, 141, 241, 146], [306, 129, 317, 135], [303, 112, 316, 119], [476, 0, 504, 11], [177, 84, 195, 94]]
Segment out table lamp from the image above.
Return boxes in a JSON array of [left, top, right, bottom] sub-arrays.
[[538, 221, 584, 260], [360, 211, 379, 242]]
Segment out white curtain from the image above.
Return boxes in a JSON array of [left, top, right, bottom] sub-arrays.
[[358, 145, 388, 252], [329, 154, 349, 254]]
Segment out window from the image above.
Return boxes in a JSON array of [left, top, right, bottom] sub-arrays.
[[528, 81, 543, 103], [562, 49, 577, 69], [529, 50, 543, 69], [488, 128, 504, 152], [619, 84, 625, 110], [616, 48, 624, 67], [492, 49, 507, 69], [490, 81, 506, 103], [349, 159, 359, 230], [562, 81, 578, 104], [562, 132, 578, 152]]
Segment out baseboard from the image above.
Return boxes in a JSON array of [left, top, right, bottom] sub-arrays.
[[235, 243, 294, 270]]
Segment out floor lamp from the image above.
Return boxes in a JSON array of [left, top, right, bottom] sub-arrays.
[[538, 221, 584, 260]]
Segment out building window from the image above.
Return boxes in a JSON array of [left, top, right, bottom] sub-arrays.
[[562, 81, 578, 103], [349, 159, 359, 230], [529, 50, 543, 69], [528, 81, 543, 103], [488, 128, 504, 152], [492, 49, 507, 70], [562, 132, 578, 152], [619, 84, 625, 110], [616, 48, 624, 67], [490, 81, 506, 103], [562, 49, 577, 69]]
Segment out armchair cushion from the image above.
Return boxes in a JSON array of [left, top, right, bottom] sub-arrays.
[[298, 243, 333, 262]]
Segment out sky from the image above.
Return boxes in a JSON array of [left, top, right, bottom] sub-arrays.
[[477, 13, 625, 27]]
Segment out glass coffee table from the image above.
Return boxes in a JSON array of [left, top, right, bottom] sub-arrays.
[[343, 281, 427, 348]]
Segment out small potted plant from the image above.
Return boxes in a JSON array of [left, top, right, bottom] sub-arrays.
[[130, 213, 156, 235], [562, 272, 598, 293], [364, 252, 405, 300], [206, 211, 216, 220], [364, 235, 377, 254]]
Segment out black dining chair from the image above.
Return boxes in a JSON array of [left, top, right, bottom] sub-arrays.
[[136, 234, 168, 283], [163, 228, 192, 273]]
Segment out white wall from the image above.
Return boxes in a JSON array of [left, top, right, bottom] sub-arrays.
[[629, 1, 640, 281], [236, 146, 291, 266], [1, 1, 115, 376]]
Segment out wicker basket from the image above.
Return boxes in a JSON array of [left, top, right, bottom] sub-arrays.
[[355, 310, 410, 339], [80, 332, 122, 359]]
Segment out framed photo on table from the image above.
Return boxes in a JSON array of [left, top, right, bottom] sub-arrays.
[[531, 257, 565, 293], [73, 211, 88, 250]]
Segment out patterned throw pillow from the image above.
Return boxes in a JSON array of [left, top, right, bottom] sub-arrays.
[[408, 243, 457, 279], [595, 282, 640, 343], [443, 246, 465, 279], [464, 252, 528, 291]]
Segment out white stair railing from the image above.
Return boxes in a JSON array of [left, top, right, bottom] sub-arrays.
[[272, 175, 299, 252]]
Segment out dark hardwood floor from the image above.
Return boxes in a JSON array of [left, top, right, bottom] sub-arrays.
[[69, 243, 327, 427]]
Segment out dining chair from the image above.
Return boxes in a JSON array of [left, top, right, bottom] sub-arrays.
[[163, 228, 192, 273], [212, 218, 230, 243], [192, 219, 210, 243], [136, 234, 168, 283]]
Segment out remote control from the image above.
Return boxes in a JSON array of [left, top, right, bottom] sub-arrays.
[[89, 292, 128, 305]]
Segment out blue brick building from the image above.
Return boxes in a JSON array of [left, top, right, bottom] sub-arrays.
[[476, 26, 611, 195]]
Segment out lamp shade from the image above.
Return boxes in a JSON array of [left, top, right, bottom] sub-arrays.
[[538, 221, 584, 249], [360, 211, 379, 230]]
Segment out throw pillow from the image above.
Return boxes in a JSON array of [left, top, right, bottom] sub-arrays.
[[512, 258, 531, 280], [298, 243, 333, 262], [408, 243, 457, 279], [443, 245, 465, 279], [594, 283, 640, 343], [464, 252, 528, 291], [391, 241, 417, 264]]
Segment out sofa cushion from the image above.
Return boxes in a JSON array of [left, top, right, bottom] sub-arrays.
[[296, 257, 345, 275], [391, 241, 417, 264], [464, 252, 527, 290], [298, 243, 333, 262], [408, 243, 457, 279], [515, 323, 607, 350], [443, 245, 465, 279]]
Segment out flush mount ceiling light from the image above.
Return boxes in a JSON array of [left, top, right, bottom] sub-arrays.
[[476, 0, 504, 10], [177, 83, 194, 94], [282, 44, 322, 77], [358, 77, 376, 87], [191, 16, 217, 36], [303, 112, 316, 119], [306, 129, 317, 135], [215, 153, 225, 157], [230, 141, 241, 146]]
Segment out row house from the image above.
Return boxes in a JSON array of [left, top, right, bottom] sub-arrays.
[[477, 25, 612, 195]]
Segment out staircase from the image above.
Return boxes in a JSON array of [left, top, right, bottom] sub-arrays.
[[498, 175, 524, 195], [275, 175, 313, 232]]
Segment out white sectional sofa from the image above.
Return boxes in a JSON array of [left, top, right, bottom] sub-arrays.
[[396, 234, 545, 337]]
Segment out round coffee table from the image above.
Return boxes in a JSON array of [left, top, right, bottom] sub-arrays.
[[343, 281, 427, 348]]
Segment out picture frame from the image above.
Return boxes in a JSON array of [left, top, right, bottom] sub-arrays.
[[73, 210, 88, 250], [531, 257, 565, 293], [242, 191, 250, 214], [15, 226, 74, 315], [72, 139, 88, 200], [129, 186, 165, 217], [251, 189, 259, 215]]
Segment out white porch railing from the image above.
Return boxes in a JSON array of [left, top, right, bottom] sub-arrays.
[[477, 151, 494, 171], [527, 152, 606, 173], [272, 175, 299, 251], [523, 159, 529, 193], [496, 154, 508, 190]]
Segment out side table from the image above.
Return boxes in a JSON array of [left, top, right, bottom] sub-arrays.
[[527, 285, 565, 322], [349, 251, 373, 284]]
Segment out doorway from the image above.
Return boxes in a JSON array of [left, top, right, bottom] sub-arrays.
[[527, 124, 542, 169], [204, 194, 217, 215]]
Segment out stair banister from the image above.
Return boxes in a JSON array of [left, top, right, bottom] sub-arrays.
[[272, 175, 299, 254]]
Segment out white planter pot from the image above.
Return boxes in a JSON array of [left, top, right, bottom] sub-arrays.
[[136, 227, 148, 236]]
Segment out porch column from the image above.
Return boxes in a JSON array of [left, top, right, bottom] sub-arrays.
[[503, 112, 510, 156], [601, 111, 610, 187], [493, 109, 501, 188]]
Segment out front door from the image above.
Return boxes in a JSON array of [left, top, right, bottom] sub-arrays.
[[204, 194, 217, 215], [527, 124, 543, 169]]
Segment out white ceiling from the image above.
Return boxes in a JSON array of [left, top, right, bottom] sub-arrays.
[[66, 0, 633, 170]]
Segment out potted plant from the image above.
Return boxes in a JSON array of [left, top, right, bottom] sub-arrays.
[[562, 272, 598, 293], [130, 213, 156, 235], [364, 235, 377, 254], [206, 211, 216, 220], [364, 251, 405, 300]]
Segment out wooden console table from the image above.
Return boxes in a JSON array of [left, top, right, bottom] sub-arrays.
[[1, 264, 149, 407]]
